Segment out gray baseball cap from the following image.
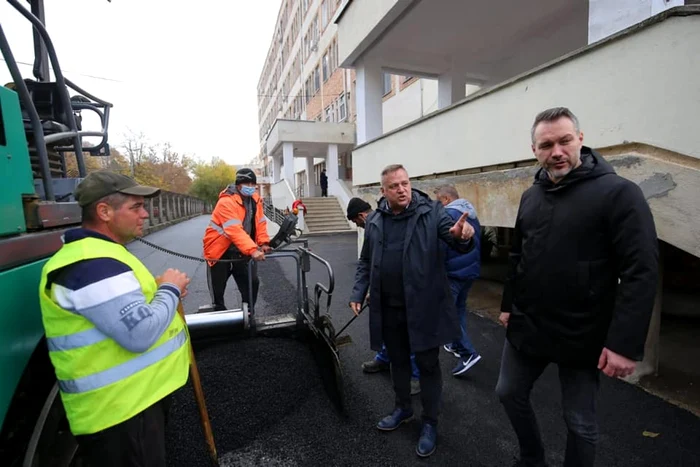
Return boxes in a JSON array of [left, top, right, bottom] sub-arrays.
[[74, 170, 160, 207]]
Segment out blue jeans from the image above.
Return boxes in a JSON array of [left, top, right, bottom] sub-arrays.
[[450, 278, 477, 357], [376, 344, 420, 379]]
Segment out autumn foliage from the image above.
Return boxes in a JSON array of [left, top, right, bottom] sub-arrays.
[[63, 131, 238, 202]]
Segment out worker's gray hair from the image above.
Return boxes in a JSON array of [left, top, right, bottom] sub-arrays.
[[433, 184, 459, 200], [381, 164, 407, 178], [531, 107, 580, 144]]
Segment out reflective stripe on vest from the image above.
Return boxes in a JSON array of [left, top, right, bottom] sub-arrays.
[[59, 329, 186, 393], [39, 236, 190, 435]]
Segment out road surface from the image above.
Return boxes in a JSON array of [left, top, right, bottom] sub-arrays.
[[128, 216, 700, 467]]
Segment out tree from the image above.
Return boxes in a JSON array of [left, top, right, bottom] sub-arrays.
[[188, 157, 237, 205]]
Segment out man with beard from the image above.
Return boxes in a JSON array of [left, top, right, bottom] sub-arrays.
[[497, 107, 659, 467]]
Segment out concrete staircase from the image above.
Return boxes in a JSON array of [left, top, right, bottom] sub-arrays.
[[301, 196, 352, 233]]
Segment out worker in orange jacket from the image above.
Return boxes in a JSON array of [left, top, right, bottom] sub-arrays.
[[203, 168, 271, 311]]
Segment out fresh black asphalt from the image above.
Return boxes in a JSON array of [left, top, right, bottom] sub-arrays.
[[129, 216, 700, 467]]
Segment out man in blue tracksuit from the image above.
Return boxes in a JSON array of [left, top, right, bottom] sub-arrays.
[[434, 185, 482, 376]]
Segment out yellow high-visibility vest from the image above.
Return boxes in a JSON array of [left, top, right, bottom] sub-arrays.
[[38, 236, 190, 435]]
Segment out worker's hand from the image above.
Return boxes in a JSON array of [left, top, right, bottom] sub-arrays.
[[261, 244, 272, 254], [251, 249, 266, 262], [157, 268, 191, 297], [598, 347, 636, 378], [350, 302, 363, 316], [498, 312, 510, 328], [449, 212, 475, 241]]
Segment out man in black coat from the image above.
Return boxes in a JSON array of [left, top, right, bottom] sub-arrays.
[[497, 107, 659, 467], [349, 164, 475, 458]]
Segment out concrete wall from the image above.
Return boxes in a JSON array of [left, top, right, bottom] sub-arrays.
[[266, 120, 355, 155], [588, 0, 685, 43], [336, 0, 403, 67], [351, 11, 700, 187]]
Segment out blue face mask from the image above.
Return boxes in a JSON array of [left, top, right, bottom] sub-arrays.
[[240, 185, 256, 197]]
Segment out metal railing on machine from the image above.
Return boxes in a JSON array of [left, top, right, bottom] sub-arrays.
[[263, 197, 287, 226]]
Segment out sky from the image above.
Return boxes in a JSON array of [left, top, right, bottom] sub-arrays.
[[0, 0, 282, 166]]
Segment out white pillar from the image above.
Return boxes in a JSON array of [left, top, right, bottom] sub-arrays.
[[327, 144, 339, 190], [282, 142, 295, 192], [272, 155, 281, 183], [355, 60, 383, 144], [304, 156, 315, 197], [438, 71, 466, 109]]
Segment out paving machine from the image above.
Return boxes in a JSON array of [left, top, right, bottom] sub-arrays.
[[0, 2, 345, 466]]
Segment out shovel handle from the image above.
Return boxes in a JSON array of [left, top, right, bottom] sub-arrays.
[[178, 302, 219, 466]]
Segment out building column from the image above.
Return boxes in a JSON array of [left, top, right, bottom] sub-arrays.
[[625, 251, 664, 383], [437, 71, 466, 109], [304, 156, 315, 197], [282, 142, 295, 193], [272, 155, 282, 183], [355, 60, 383, 144], [327, 144, 339, 188]]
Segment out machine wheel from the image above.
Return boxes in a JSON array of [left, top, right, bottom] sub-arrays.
[[22, 383, 79, 467]]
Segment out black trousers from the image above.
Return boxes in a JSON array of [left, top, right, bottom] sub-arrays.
[[495, 340, 599, 467], [207, 249, 259, 311], [321, 186, 328, 197], [381, 305, 442, 426], [75, 396, 171, 467]]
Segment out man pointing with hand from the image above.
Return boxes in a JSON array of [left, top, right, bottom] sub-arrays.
[[349, 164, 475, 458]]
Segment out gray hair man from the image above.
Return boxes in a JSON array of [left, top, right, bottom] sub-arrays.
[[496, 107, 658, 467], [349, 164, 475, 458]]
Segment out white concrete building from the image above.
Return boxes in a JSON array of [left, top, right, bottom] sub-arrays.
[[334, 0, 700, 390]]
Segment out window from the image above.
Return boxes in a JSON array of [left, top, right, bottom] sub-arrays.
[[321, 0, 329, 29], [338, 93, 347, 121], [314, 65, 320, 92], [325, 105, 334, 122], [322, 52, 329, 81], [403, 75, 414, 83], [383, 73, 392, 95]]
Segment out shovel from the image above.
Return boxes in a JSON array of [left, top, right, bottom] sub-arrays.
[[334, 302, 368, 346], [177, 302, 219, 467]]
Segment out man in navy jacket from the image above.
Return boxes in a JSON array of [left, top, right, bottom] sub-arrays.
[[434, 185, 482, 376]]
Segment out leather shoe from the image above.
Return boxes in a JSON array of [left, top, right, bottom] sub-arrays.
[[376, 408, 414, 431], [416, 422, 437, 457]]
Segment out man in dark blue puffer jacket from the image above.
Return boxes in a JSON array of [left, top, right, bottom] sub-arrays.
[[434, 185, 482, 376]]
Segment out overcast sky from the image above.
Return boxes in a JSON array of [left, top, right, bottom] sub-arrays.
[[0, 0, 281, 166]]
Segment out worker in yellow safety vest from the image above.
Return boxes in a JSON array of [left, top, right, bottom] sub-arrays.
[[38, 170, 191, 467]]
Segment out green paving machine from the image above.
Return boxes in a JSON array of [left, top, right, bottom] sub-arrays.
[[0, 2, 345, 465], [0, 1, 117, 465]]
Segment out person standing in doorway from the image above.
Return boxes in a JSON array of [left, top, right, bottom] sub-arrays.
[[496, 107, 659, 467], [433, 185, 483, 377], [320, 169, 328, 197], [203, 168, 271, 311], [349, 165, 475, 457]]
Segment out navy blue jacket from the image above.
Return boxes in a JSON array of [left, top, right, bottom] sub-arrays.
[[442, 199, 481, 281], [350, 189, 474, 353]]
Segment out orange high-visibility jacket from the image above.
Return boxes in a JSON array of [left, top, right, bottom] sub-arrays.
[[203, 186, 270, 265]]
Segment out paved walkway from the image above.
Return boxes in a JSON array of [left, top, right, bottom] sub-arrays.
[[129, 216, 700, 467]]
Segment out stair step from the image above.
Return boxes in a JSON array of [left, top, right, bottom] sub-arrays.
[[305, 214, 347, 221], [308, 226, 352, 232], [307, 223, 351, 230]]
